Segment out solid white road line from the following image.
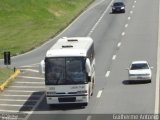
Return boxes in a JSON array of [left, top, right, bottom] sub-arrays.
[[97, 90, 102, 98], [88, 0, 114, 36], [20, 63, 39, 68], [0, 109, 19, 113], [1, 94, 41, 97], [0, 99, 37, 102], [20, 69, 39, 73], [154, 0, 160, 114], [20, 65, 35, 68], [15, 81, 44, 84], [5, 90, 37, 93], [10, 86, 44, 88], [17, 76, 44, 80], [0, 104, 33, 107]]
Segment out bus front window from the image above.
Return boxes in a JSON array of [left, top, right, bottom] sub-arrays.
[[66, 57, 86, 84], [45, 57, 87, 85], [45, 58, 65, 85]]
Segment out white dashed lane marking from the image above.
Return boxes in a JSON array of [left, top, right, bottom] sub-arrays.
[[97, 90, 103, 98], [125, 24, 128, 28], [117, 42, 121, 47], [112, 55, 116, 60], [105, 71, 110, 78], [128, 17, 131, 20], [121, 32, 125, 36], [130, 11, 133, 14]]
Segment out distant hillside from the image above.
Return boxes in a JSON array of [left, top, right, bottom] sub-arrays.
[[0, 0, 94, 57]]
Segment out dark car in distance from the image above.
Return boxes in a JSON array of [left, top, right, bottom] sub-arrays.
[[112, 0, 125, 13]]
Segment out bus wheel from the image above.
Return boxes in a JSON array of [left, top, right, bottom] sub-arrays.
[[48, 104, 53, 109], [91, 85, 93, 96], [91, 92, 93, 96], [82, 103, 88, 106]]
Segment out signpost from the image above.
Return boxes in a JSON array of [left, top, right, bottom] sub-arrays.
[[4, 51, 11, 66]]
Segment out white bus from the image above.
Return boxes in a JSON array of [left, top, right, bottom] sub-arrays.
[[40, 37, 95, 106]]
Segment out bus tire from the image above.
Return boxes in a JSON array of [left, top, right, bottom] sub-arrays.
[[82, 103, 88, 106]]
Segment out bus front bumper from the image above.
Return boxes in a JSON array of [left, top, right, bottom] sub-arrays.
[[46, 95, 89, 105]]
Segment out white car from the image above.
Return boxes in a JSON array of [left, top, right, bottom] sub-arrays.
[[128, 61, 152, 82]]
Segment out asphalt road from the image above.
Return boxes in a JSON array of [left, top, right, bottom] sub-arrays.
[[0, 0, 159, 120]]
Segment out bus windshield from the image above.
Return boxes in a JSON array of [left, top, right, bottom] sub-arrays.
[[45, 57, 87, 85]]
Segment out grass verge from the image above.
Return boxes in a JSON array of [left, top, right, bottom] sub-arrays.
[[0, 67, 14, 85], [0, 0, 94, 58]]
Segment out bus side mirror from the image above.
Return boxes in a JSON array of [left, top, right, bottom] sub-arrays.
[[39, 60, 45, 74], [86, 58, 91, 76]]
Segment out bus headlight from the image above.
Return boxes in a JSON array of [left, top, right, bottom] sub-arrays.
[[46, 92, 56, 95], [77, 90, 87, 94], [82, 96, 86, 99]]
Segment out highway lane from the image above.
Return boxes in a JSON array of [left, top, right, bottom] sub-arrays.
[[96, 0, 158, 114], [93, 0, 159, 114], [26, 0, 160, 119]]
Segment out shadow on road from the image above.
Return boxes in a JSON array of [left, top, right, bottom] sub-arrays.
[[109, 11, 124, 14], [19, 91, 85, 112], [19, 91, 44, 111], [122, 80, 151, 85]]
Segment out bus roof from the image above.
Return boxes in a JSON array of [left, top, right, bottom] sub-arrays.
[[46, 37, 93, 57]]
